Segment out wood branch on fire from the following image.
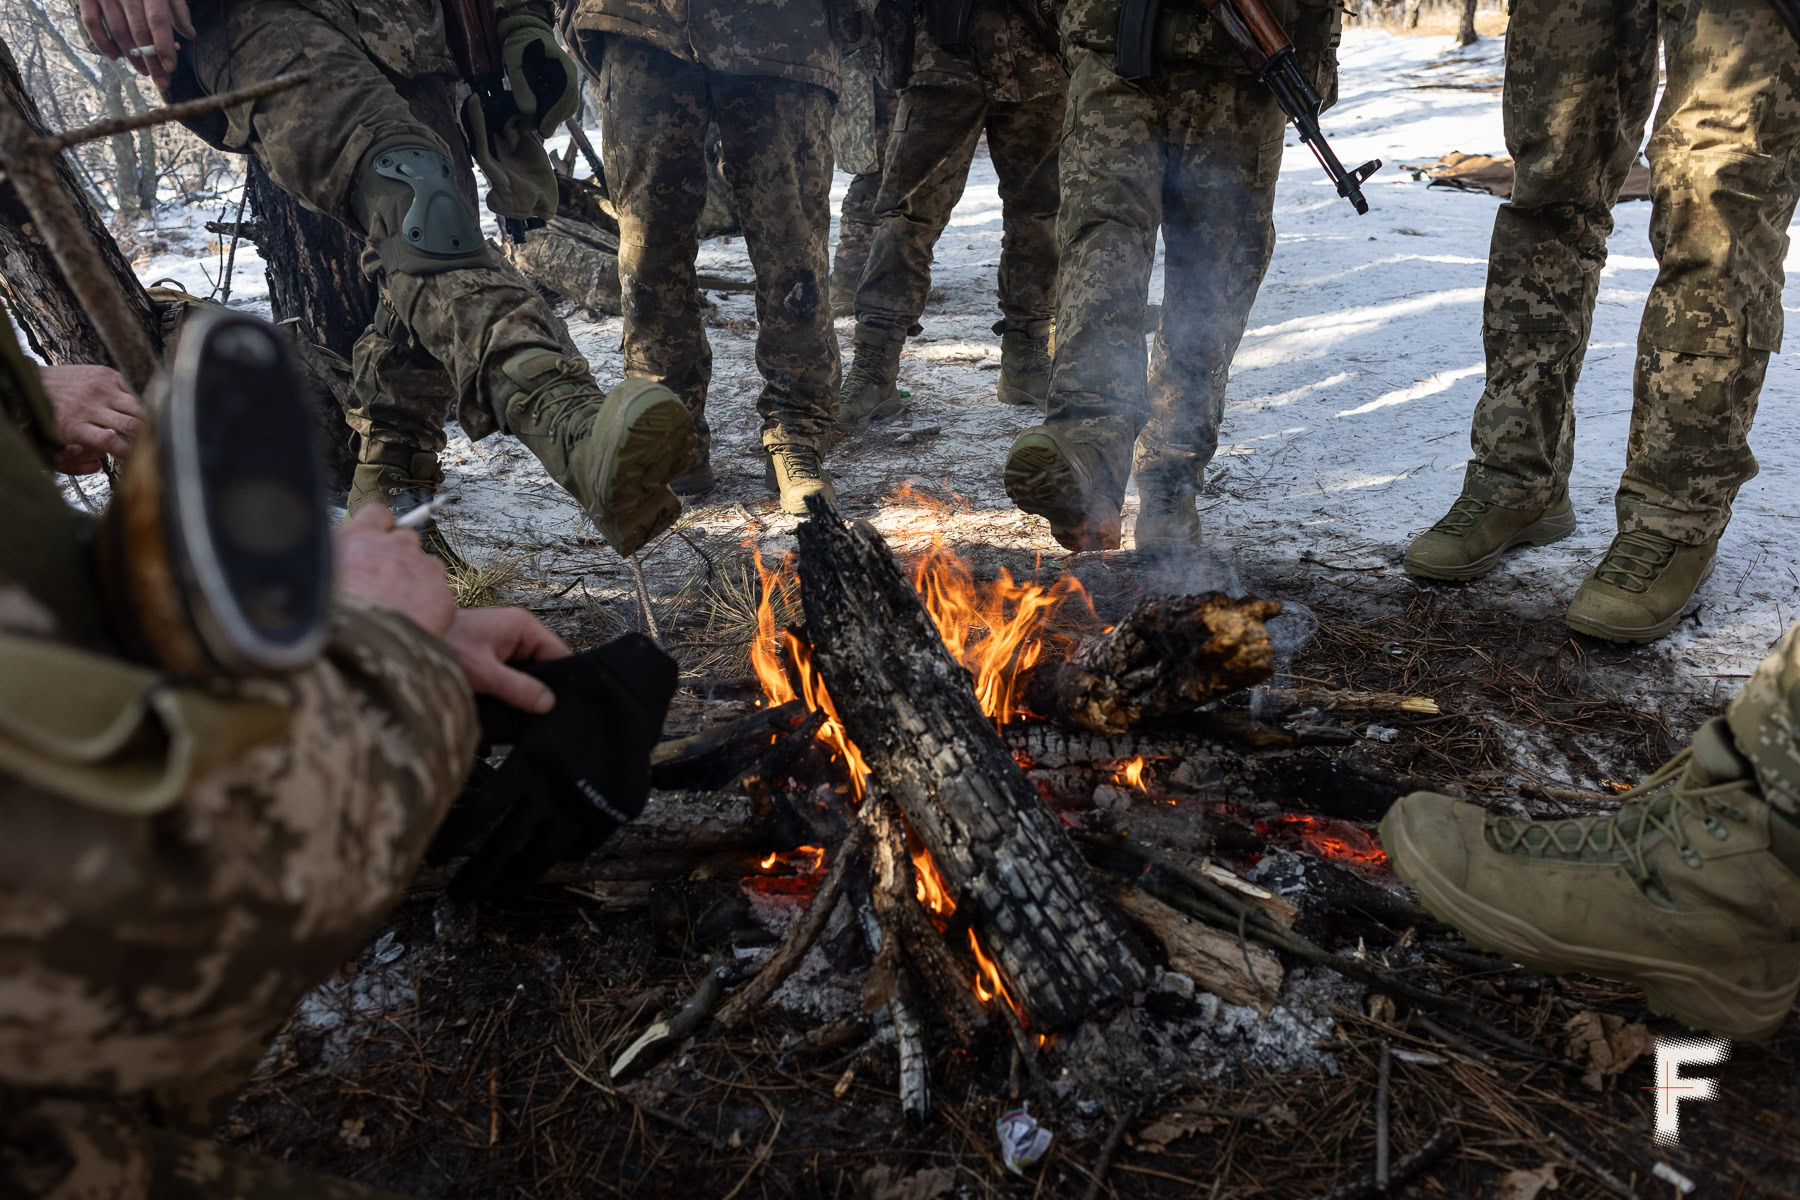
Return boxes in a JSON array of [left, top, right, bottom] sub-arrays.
[[794, 495, 1149, 1032]]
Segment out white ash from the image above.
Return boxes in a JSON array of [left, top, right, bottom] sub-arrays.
[[740, 890, 865, 1026], [278, 962, 416, 1068]]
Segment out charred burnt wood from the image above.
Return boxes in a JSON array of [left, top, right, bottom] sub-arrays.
[[796, 498, 1148, 1030], [650, 699, 812, 791], [714, 821, 869, 1029], [1018, 593, 1281, 735]]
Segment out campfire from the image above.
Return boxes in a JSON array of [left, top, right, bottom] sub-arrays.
[[546, 498, 1445, 1138]]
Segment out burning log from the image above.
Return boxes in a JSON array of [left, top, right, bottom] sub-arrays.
[[795, 499, 1148, 1031], [1018, 593, 1281, 736]]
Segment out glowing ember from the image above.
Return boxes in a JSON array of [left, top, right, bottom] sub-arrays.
[[1256, 814, 1390, 871], [1112, 756, 1148, 790], [759, 852, 778, 870]]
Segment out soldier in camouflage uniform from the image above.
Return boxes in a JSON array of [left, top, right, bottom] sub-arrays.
[[90, 0, 695, 557], [1383, 619, 1800, 1040], [1001, 0, 1338, 552], [0, 313, 480, 1196], [1403, 0, 1800, 643], [836, 0, 1068, 434], [829, 43, 900, 315], [567, 0, 844, 514]]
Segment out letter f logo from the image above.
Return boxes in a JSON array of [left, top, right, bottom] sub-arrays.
[[1645, 1037, 1729, 1145]]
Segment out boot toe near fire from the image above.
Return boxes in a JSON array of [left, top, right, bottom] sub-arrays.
[[1004, 425, 1126, 552], [1566, 534, 1716, 644]]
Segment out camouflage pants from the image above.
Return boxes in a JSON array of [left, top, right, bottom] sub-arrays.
[[182, 0, 577, 455], [1463, 0, 1800, 545], [1731, 622, 1800, 819], [830, 51, 899, 311], [0, 601, 477, 1199], [585, 35, 840, 454], [1047, 47, 1284, 500], [855, 82, 1065, 329]]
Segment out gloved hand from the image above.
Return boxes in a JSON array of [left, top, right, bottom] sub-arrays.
[[495, 13, 579, 139], [449, 633, 678, 900], [461, 92, 558, 223]]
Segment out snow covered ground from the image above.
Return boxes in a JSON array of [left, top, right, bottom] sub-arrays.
[[132, 26, 1800, 723]]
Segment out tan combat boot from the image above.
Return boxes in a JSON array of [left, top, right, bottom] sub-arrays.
[[837, 321, 907, 437], [764, 440, 835, 515], [346, 450, 465, 567], [997, 318, 1052, 410], [1003, 421, 1133, 552], [1381, 717, 1800, 1039], [499, 350, 693, 557], [1566, 530, 1716, 643], [1134, 459, 1202, 554], [1403, 492, 1575, 581]]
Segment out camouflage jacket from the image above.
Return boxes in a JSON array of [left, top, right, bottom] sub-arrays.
[[0, 317, 477, 1112], [1055, 0, 1339, 84], [194, 0, 554, 82], [568, 0, 844, 93], [908, 0, 1066, 103]]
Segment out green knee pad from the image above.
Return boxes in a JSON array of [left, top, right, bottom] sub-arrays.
[[353, 137, 490, 276]]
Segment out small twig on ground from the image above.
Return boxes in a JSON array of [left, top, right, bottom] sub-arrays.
[[714, 821, 869, 1029], [626, 553, 661, 642], [1082, 1103, 1139, 1200], [716, 1111, 782, 1200], [609, 954, 727, 1081], [1375, 1043, 1391, 1188], [1547, 1130, 1638, 1200], [1306, 1108, 1460, 1200]]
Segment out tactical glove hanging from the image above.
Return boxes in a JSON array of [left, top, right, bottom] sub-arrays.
[[448, 633, 678, 900], [495, 14, 580, 139]]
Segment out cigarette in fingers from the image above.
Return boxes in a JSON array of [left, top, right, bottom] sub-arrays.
[[395, 493, 457, 529], [126, 42, 179, 56]]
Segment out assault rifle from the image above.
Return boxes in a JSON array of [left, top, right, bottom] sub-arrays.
[[1116, 0, 1381, 214], [442, 0, 541, 240]]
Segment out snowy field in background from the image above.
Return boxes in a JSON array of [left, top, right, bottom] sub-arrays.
[[131, 26, 1800, 712]]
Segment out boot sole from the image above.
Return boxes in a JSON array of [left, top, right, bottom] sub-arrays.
[[591, 381, 694, 557], [1403, 506, 1576, 582], [1381, 805, 1798, 1040], [1005, 432, 1121, 552], [1565, 558, 1716, 644]]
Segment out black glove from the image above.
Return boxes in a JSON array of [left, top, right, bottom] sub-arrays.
[[449, 633, 677, 900]]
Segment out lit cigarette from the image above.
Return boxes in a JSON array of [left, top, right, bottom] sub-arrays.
[[395, 493, 456, 529], [125, 43, 179, 57]]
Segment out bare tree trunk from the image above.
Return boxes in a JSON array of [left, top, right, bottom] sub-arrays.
[[246, 158, 377, 358], [1403, 0, 1423, 28], [1456, 0, 1480, 44], [0, 35, 160, 367]]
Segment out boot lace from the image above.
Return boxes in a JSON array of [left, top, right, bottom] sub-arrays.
[[1590, 531, 1678, 594], [771, 444, 822, 482], [1428, 496, 1492, 537], [1488, 752, 1755, 890]]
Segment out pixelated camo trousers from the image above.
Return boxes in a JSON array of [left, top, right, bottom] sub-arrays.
[[1462, 0, 1800, 545], [1731, 622, 1800, 819]]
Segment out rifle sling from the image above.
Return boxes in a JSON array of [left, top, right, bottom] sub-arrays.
[[1115, 0, 1162, 80]]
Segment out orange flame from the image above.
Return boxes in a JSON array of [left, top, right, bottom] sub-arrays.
[[912, 844, 957, 921], [1113, 756, 1148, 790], [911, 537, 1091, 726]]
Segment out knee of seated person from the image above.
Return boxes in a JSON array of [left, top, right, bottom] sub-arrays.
[[352, 136, 492, 277]]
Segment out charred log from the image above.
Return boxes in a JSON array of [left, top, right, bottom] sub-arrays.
[[795, 498, 1148, 1030], [1018, 593, 1281, 736]]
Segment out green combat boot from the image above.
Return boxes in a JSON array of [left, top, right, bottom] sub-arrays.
[[1003, 422, 1132, 552], [1566, 530, 1716, 643], [499, 350, 693, 557], [1381, 717, 1800, 1039], [346, 450, 465, 568], [1403, 492, 1574, 581], [1133, 453, 1202, 554], [837, 321, 907, 436], [996, 318, 1052, 410], [765, 441, 835, 516]]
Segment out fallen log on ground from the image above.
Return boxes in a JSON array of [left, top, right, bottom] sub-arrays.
[[795, 497, 1148, 1031]]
